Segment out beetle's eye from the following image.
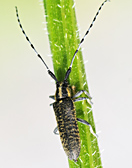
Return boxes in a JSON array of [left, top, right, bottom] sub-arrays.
[[56, 82, 59, 87]]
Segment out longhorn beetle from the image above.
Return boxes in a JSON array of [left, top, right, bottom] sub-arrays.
[[16, 0, 108, 162]]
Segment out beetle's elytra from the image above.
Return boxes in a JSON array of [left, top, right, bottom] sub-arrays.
[[54, 97, 80, 160], [16, 0, 108, 161]]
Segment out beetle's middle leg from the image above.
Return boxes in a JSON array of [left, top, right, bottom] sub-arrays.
[[53, 120, 98, 137], [53, 126, 59, 135], [74, 97, 91, 102], [73, 96, 93, 105], [77, 118, 98, 138]]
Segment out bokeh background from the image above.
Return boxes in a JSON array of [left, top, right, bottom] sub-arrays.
[[0, 0, 132, 167]]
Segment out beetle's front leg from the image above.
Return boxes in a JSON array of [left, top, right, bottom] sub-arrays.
[[72, 90, 93, 104], [72, 90, 92, 99], [49, 95, 55, 106], [49, 95, 55, 100]]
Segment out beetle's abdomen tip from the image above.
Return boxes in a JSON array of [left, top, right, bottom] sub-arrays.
[[68, 150, 79, 161]]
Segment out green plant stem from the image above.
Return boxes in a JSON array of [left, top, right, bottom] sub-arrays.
[[43, 0, 102, 167]]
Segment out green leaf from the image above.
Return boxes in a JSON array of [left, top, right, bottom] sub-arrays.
[[43, 0, 103, 167]]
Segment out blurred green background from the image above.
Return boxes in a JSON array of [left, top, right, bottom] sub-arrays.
[[0, 0, 132, 168]]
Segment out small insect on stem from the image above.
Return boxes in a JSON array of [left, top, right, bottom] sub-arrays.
[[15, 0, 109, 162]]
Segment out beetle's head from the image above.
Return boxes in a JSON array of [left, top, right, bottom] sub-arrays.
[[55, 80, 71, 100]]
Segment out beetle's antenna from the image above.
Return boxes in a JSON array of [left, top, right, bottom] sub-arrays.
[[15, 7, 58, 82], [69, 0, 109, 69], [15, 7, 49, 70]]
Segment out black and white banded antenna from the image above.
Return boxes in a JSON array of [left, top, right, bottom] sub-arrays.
[[69, 0, 109, 69], [15, 0, 109, 82], [15, 7, 58, 82]]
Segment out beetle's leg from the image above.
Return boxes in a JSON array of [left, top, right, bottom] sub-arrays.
[[50, 103, 53, 106], [74, 159, 78, 162], [77, 118, 98, 138], [74, 97, 88, 102], [73, 90, 92, 99], [73, 90, 93, 104], [49, 96, 55, 106], [49, 95, 55, 100], [74, 97, 93, 105], [53, 126, 59, 135]]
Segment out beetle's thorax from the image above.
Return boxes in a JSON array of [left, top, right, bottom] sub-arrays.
[[55, 81, 72, 100]]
